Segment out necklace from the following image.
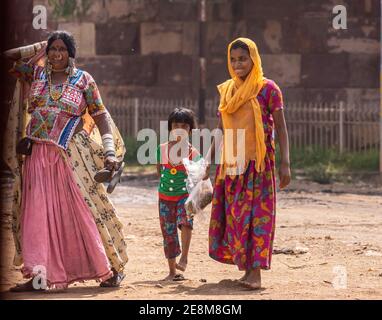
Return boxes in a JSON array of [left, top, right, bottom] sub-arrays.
[[166, 142, 192, 167], [48, 72, 69, 101]]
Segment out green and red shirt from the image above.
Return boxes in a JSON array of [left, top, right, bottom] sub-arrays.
[[157, 142, 201, 201]]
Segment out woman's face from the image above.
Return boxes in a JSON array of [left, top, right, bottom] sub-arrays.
[[47, 39, 69, 70], [230, 47, 253, 80]]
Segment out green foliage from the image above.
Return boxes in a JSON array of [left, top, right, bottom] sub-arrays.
[[48, 0, 91, 19], [275, 145, 380, 184]]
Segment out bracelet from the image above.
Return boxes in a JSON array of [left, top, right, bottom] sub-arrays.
[[20, 45, 36, 59], [33, 42, 43, 52], [102, 133, 116, 157]]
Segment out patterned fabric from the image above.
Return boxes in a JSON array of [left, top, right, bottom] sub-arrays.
[[209, 79, 283, 271], [159, 197, 193, 259], [157, 142, 201, 201], [10, 61, 106, 150], [64, 131, 128, 272], [4, 50, 128, 271]]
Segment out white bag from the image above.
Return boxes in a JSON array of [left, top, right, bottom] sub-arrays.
[[182, 158, 213, 219]]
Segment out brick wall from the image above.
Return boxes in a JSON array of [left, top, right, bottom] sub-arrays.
[[5, 0, 380, 106]]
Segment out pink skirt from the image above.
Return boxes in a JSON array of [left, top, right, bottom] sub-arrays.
[[20, 142, 113, 288]]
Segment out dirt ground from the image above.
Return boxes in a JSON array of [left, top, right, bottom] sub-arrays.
[[1, 174, 382, 300]]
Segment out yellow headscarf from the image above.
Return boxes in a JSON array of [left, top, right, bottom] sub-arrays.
[[217, 37, 267, 177]]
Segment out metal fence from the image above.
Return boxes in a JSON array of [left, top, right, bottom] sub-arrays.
[[106, 97, 380, 153]]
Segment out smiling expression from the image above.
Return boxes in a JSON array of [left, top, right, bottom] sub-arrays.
[[47, 39, 69, 70], [230, 47, 254, 80]]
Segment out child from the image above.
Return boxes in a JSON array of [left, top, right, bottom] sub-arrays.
[[156, 108, 201, 281], [205, 38, 291, 289]]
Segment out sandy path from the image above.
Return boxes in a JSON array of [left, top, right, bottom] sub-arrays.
[[1, 177, 382, 300]]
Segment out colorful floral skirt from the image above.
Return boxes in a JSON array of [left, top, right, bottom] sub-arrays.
[[20, 142, 113, 288], [209, 159, 277, 271], [159, 197, 193, 259]]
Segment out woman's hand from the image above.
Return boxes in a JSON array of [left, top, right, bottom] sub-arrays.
[[278, 162, 291, 189], [104, 155, 120, 174]]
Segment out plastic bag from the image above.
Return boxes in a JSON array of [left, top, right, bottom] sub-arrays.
[[182, 158, 213, 219]]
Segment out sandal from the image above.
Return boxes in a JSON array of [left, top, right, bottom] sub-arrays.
[[106, 162, 125, 194], [100, 272, 126, 288], [94, 162, 125, 194], [9, 279, 46, 293], [173, 274, 185, 282]]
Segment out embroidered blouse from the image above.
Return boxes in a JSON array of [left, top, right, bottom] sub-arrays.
[[10, 60, 107, 150]]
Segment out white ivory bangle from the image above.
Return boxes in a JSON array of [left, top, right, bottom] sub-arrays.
[[20, 45, 36, 59], [102, 133, 115, 157]]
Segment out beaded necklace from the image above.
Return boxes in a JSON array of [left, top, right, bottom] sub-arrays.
[[47, 70, 69, 101]]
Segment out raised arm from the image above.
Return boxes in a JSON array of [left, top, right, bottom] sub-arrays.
[[3, 41, 46, 61]]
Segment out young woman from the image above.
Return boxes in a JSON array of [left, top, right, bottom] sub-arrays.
[[205, 38, 291, 290]]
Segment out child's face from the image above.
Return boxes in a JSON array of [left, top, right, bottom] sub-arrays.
[[230, 48, 253, 80], [170, 122, 191, 142]]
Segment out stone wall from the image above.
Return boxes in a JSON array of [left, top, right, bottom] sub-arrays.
[[4, 0, 380, 106]]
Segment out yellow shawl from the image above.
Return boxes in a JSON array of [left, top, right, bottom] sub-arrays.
[[217, 37, 266, 178]]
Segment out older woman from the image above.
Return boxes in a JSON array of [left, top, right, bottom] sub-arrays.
[[4, 31, 128, 291]]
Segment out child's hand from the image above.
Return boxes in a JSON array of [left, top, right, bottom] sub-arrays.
[[278, 162, 291, 189], [202, 164, 211, 180]]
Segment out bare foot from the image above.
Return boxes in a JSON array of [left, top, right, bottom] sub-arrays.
[[240, 268, 261, 290], [176, 256, 187, 272]]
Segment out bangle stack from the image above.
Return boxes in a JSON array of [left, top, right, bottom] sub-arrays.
[[20, 45, 36, 59], [19, 42, 45, 59], [102, 133, 116, 158]]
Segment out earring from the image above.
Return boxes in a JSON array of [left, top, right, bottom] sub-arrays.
[[45, 57, 52, 77], [66, 57, 75, 76]]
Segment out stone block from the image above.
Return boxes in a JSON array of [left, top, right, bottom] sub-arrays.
[[96, 22, 139, 55], [76, 55, 124, 85], [327, 17, 380, 54], [182, 22, 199, 55], [301, 54, 349, 88], [157, 54, 193, 86], [247, 18, 282, 54], [205, 21, 247, 57], [58, 22, 96, 57], [158, 0, 198, 21], [106, 0, 159, 22], [281, 17, 331, 54], [262, 54, 301, 87], [141, 22, 183, 55], [121, 55, 155, 86], [348, 54, 379, 88], [206, 57, 229, 86]]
